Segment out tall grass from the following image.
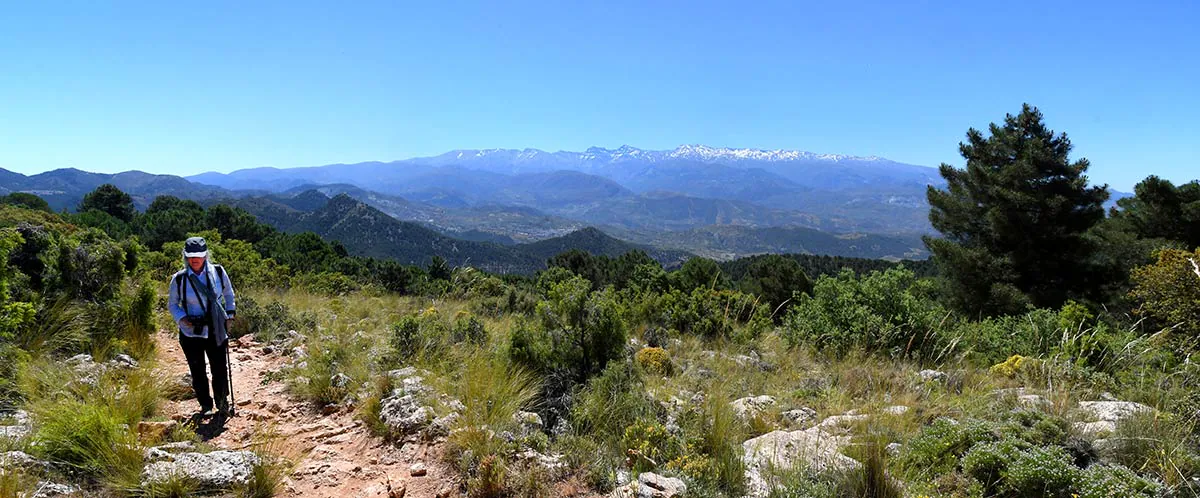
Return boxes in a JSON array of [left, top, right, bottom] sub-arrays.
[[237, 424, 299, 498], [29, 400, 143, 482], [445, 351, 541, 455], [0, 468, 31, 498], [1108, 412, 1199, 488], [16, 297, 90, 356], [440, 350, 540, 496]]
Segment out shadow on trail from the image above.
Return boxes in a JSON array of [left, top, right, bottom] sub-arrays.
[[190, 412, 230, 441]]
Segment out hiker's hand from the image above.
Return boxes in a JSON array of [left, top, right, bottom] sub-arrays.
[[225, 318, 234, 329], [180, 318, 192, 327]]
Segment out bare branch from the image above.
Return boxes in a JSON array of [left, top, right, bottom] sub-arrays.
[[1190, 257, 1200, 280]]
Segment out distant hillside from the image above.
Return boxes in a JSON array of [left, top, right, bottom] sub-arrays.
[[721, 253, 937, 282], [232, 191, 695, 274], [187, 144, 941, 234], [231, 193, 539, 273], [518, 227, 692, 269], [0, 167, 235, 211], [610, 224, 929, 261], [278, 183, 585, 243]]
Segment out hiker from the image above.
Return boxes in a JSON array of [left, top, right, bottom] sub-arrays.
[[167, 236, 237, 417]]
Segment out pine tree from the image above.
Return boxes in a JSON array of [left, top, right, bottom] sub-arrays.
[[1112, 175, 1200, 249], [925, 104, 1109, 316], [78, 184, 136, 222]]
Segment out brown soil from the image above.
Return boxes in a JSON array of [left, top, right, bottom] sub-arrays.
[[156, 330, 458, 497]]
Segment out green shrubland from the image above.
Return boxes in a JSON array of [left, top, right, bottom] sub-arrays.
[[2, 105, 1199, 496]]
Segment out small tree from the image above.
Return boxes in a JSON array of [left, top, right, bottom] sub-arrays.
[[428, 255, 451, 281], [1111, 175, 1200, 250], [738, 254, 812, 318], [1129, 248, 1200, 339], [0, 193, 51, 212], [925, 104, 1109, 316], [672, 257, 728, 293], [79, 184, 135, 222], [536, 276, 627, 383]]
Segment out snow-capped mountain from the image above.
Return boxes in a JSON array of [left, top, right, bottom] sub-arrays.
[[188, 144, 943, 234], [428, 144, 887, 166]]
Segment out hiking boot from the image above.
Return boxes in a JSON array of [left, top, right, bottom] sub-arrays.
[[199, 405, 217, 417], [216, 399, 231, 417]]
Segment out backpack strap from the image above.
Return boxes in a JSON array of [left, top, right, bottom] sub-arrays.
[[214, 265, 226, 298], [175, 273, 185, 308]]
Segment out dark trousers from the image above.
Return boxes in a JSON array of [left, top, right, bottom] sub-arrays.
[[179, 331, 228, 409]]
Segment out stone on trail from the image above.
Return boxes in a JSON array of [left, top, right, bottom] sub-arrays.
[[142, 450, 261, 489], [379, 394, 434, 436]]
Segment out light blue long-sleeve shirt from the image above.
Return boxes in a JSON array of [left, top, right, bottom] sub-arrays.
[[168, 262, 235, 340]]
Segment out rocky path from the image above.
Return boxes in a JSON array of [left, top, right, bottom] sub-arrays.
[[156, 330, 457, 497]]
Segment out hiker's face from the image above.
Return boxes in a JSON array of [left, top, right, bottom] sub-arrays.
[[187, 257, 205, 272]]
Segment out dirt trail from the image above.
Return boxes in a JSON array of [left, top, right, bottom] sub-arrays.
[[156, 329, 456, 497]]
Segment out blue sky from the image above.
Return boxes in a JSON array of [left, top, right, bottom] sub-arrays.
[[0, 1, 1196, 191]]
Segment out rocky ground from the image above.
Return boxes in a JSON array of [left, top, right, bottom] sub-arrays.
[[1, 333, 1171, 498], [156, 330, 458, 498]]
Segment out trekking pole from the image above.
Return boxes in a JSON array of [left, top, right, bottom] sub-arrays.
[[226, 337, 236, 417]]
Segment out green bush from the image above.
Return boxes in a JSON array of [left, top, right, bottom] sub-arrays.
[[291, 271, 361, 296], [452, 314, 487, 346], [1076, 465, 1160, 498], [961, 439, 1022, 495], [639, 287, 770, 342], [534, 277, 627, 383], [783, 267, 949, 360], [1129, 248, 1200, 343], [230, 296, 314, 343], [570, 361, 658, 450], [387, 312, 452, 365], [1003, 445, 1077, 497], [898, 418, 998, 478]]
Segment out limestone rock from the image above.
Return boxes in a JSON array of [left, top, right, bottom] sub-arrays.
[[743, 428, 860, 497], [32, 481, 79, 497], [881, 405, 910, 416], [110, 354, 139, 369], [1073, 400, 1153, 437], [1077, 401, 1153, 423], [1, 451, 50, 471], [387, 368, 431, 396], [782, 407, 818, 426], [637, 472, 686, 498], [918, 369, 947, 382], [142, 450, 260, 489], [0, 410, 32, 441], [516, 450, 569, 480], [817, 413, 870, 432], [379, 394, 434, 436], [513, 410, 543, 436], [330, 373, 351, 389], [731, 395, 777, 420], [1017, 394, 1052, 410]]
